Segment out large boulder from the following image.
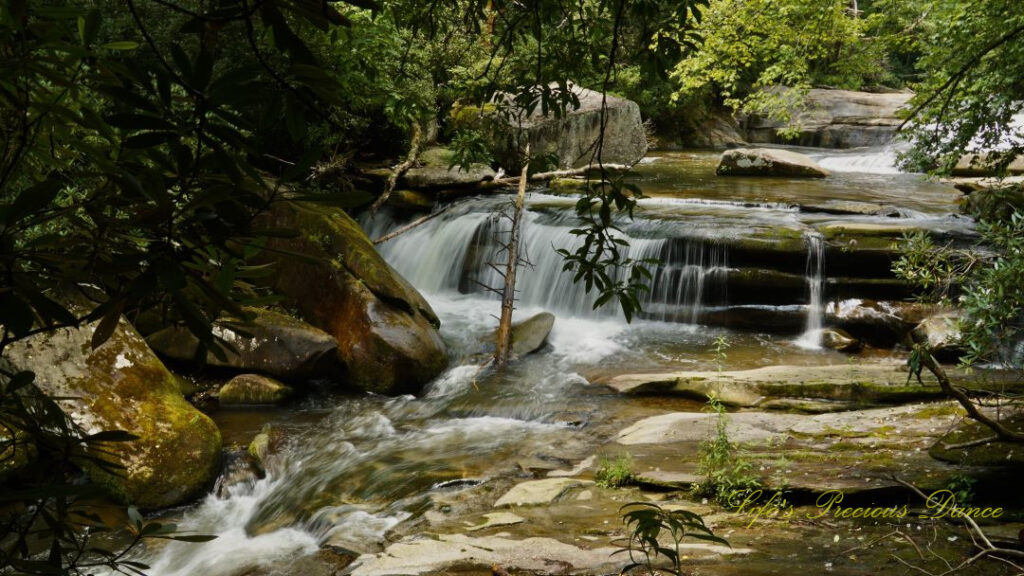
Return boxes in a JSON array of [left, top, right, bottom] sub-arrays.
[[950, 153, 1024, 177], [4, 318, 222, 509], [258, 200, 449, 395], [716, 148, 829, 178], [467, 82, 646, 170], [745, 88, 913, 148], [147, 307, 339, 381]]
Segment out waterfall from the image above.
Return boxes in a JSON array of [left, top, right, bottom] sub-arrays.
[[811, 144, 904, 174], [796, 232, 825, 349], [371, 197, 729, 324]]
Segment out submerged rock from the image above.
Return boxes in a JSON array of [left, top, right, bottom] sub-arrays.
[[147, 307, 339, 381], [716, 147, 829, 178], [219, 374, 293, 405], [4, 318, 221, 509], [258, 200, 449, 395]]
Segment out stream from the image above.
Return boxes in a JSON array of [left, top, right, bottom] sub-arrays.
[[137, 146, 976, 575]]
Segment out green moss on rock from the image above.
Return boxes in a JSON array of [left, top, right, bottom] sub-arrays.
[[5, 318, 222, 509]]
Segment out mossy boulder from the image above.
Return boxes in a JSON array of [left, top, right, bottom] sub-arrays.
[[4, 318, 222, 509], [147, 307, 339, 381], [258, 199, 449, 395], [400, 147, 496, 190], [717, 148, 828, 178], [219, 374, 293, 405]]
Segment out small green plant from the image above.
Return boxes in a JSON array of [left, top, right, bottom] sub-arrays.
[[712, 335, 730, 375], [448, 129, 493, 172], [595, 453, 635, 488], [613, 502, 728, 575], [693, 396, 761, 507], [945, 474, 977, 505]]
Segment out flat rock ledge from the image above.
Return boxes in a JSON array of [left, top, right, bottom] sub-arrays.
[[493, 478, 593, 508], [603, 364, 944, 408]]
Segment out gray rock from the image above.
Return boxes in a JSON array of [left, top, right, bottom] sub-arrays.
[[493, 477, 592, 508], [148, 307, 339, 381], [219, 374, 293, 405], [716, 147, 829, 178], [510, 312, 555, 356], [487, 82, 647, 170], [912, 311, 965, 360], [745, 88, 913, 148], [951, 153, 1024, 177]]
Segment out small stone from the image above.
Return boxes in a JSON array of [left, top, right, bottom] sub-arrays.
[[219, 374, 293, 405]]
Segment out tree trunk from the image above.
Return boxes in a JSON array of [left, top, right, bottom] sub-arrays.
[[494, 143, 530, 366]]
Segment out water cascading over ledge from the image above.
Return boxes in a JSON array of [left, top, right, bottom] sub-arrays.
[[367, 197, 732, 324]]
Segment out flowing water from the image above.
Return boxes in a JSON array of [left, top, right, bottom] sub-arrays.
[[137, 146, 975, 575]]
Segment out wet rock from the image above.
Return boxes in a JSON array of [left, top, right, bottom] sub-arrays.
[[400, 147, 496, 190], [257, 200, 448, 395], [466, 511, 526, 531], [826, 299, 934, 346], [821, 327, 862, 352], [493, 477, 592, 508], [483, 82, 647, 170], [912, 311, 965, 361], [219, 374, 293, 406], [4, 318, 221, 509], [349, 534, 624, 576], [606, 373, 765, 407], [745, 88, 912, 148], [387, 189, 434, 211], [716, 148, 829, 178], [510, 312, 555, 356], [148, 307, 339, 381], [929, 415, 1024, 466], [634, 470, 700, 490], [604, 364, 950, 406]]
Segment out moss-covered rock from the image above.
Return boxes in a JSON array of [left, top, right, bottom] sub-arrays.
[[4, 318, 222, 509], [147, 307, 339, 381], [219, 374, 293, 405], [400, 146, 496, 190], [258, 200, 448, 395]]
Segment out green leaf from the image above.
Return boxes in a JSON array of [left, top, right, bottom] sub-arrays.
[[101, 41, 139, 50]]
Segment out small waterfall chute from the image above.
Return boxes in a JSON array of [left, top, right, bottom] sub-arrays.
[[795, 231, 825, 349]]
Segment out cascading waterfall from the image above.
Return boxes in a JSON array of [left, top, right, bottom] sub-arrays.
[[371, 197, 730, 323], [796, 231, 825, 349]]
